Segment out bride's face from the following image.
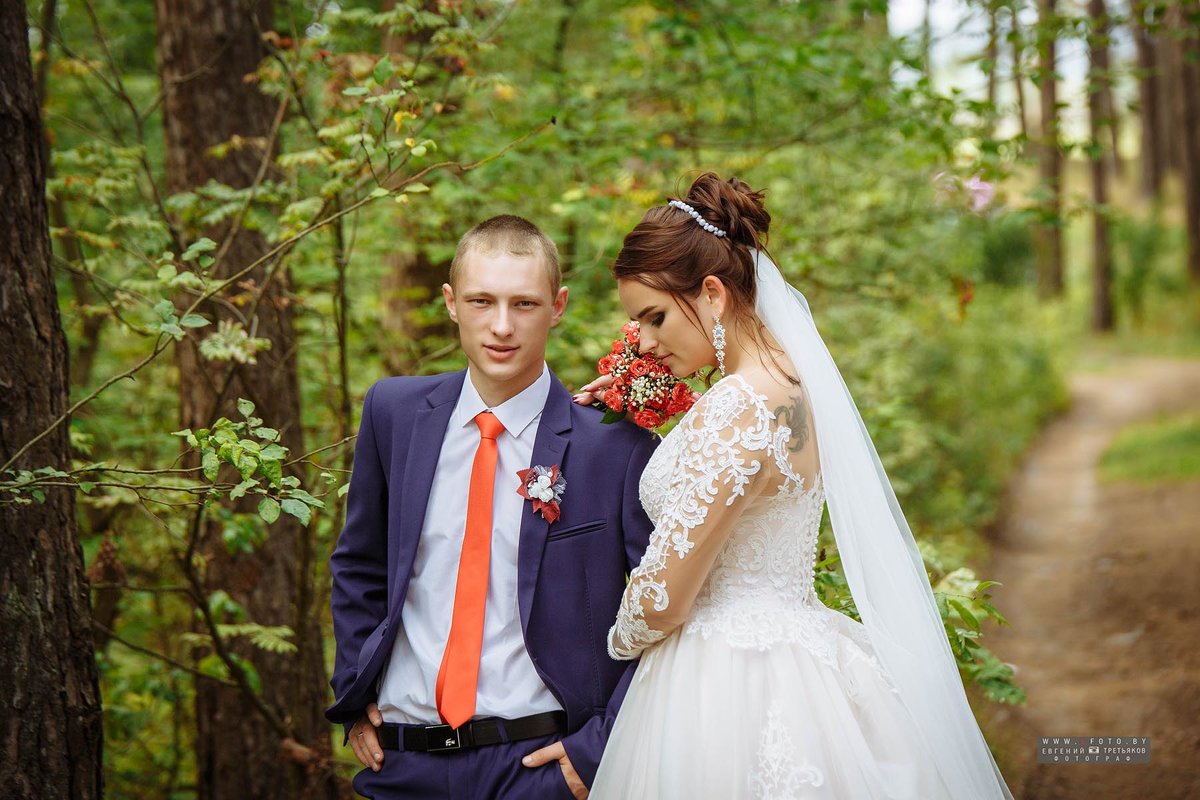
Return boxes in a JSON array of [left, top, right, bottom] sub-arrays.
[[617, 278, 717, 377]]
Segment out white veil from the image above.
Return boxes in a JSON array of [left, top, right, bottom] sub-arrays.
[[752, 249, 1014, 799]]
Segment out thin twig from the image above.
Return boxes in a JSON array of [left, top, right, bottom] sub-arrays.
[[98, 622, 239, 687]]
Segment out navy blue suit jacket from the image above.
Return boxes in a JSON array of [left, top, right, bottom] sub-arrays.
[[326, 368, 657, 786]]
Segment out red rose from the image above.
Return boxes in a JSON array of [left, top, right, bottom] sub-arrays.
[[646, 360, 671, 378], [633, 409, 664, 429], [603, 388, 625, 413], [628, 359, 651, 377], [611, 340, 625, 355], [665, 382, 697, 415], [611, 375, 627, 393], [622, 323, 640, 347], [598, 355, 615, 375]]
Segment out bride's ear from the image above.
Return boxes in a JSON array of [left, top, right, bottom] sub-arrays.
[[701, 275, 727, 317]]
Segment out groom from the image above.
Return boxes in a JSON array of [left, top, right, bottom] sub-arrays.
[[326, 215, 657, 799]]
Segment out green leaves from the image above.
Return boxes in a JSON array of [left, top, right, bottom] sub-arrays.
[[930, 566, 1023, 704], [173, 400, 327, 531], [181, 237, 217, 262], [197, 319, 272, 365], [152, 298, 209, 340], [257, 497, 280, 524]]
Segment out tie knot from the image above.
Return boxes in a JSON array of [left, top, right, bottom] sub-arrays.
[[474, 411, 505, 440]]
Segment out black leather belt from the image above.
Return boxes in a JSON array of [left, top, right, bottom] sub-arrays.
[[377, 711, 567, 753]]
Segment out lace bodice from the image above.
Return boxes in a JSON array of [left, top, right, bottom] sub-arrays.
[[608, 373, 831, 660]]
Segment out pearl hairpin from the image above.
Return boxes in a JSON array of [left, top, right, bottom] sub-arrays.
[[668, 199, 727, 238]]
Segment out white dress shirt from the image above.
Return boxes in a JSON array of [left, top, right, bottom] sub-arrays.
[[376, 364, 562, 724]]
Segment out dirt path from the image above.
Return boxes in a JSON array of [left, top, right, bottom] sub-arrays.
[[976, 355, 1200, 799]]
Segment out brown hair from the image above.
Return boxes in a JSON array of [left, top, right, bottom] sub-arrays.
[[612, 172, 796, 383], [450, 214, 561, 295]]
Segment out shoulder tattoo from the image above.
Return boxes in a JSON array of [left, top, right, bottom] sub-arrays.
[[774, 393, 811, 454]]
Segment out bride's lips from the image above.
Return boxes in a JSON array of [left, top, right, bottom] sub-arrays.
[[484, 344, 518, 361]]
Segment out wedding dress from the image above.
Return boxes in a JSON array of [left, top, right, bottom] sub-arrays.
[[590, 373, 956, 799]]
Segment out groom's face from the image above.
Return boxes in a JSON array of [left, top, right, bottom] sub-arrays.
[[442, 250, 568, 404]]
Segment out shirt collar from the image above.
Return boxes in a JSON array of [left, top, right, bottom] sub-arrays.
[[453, 363, 550, 438]]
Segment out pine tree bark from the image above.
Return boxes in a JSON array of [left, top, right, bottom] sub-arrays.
[[152, 1, 337, 797], [0, 3, 104, 796], [1089, 0, 1116, 330], [1010, 5, 1030, 141], [1159, 17, 1185, 173], [921, 0, 934, 78], [1034, 0, 1065, 298], [1132, 0, 1165, 198], [986, 2, 999, 131]]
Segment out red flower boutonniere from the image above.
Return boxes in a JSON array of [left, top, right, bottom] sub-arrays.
[[516, 464, 566, 524]]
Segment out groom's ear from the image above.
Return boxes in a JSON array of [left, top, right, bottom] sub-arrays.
[[442, 282, 459, 323], [548, 286, 569, 327]]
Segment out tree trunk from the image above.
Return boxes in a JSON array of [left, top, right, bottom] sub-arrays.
[[1010, 5, 1030, 142], [986, 2, 999, 130], [1089, 0, 1116, 330], [380, 0, 458, 375], [1094, 0, 1123, 181], [380, 248, 455, 375], [0, 4, 104, 796], [1159, 18, 1185, 174], [1132, 0, 1165, 198], [1169, 1, 1200, 282], [1034, 0, 1064, 298], [153, 2, 337, 798], [921, 0, 934, 78], [988, 1, 998, 130]]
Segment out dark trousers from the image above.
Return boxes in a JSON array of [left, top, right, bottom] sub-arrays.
[[352, 732, 575, 800]]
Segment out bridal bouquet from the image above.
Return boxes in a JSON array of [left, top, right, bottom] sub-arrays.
[[595, 321, 698, 430]]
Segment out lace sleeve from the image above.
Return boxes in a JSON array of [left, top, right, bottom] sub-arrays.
[[608, 379, 777, 660]]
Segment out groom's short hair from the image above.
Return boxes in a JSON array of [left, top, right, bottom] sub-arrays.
[[450, 215, 561, 296]]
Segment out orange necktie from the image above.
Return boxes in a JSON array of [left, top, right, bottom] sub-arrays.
[[435, 410, 506, 729]]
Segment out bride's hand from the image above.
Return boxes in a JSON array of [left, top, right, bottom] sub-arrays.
[[572, 374, 614, 406]]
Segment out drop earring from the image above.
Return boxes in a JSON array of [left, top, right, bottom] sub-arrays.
[[712, 314, 726, 378]]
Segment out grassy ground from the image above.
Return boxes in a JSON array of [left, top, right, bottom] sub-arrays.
[[1099, 410, 1200, 483]]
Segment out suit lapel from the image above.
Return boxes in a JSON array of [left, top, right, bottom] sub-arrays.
[[517, 373, 573, 636], [389, 370, 465, 615]]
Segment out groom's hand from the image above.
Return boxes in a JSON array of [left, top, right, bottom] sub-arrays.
[[522, 740, 588, 799], [349, 702, 385, 772]]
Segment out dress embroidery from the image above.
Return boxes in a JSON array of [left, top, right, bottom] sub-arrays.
[[748, 708, 825, 799], [592, 374, 935, 799], [608, 374, 829, 659]]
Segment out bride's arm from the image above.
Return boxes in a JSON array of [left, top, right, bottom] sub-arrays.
[[607, 385, 773, 660]]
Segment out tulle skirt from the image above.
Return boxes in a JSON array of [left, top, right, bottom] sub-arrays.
[[590, 607, 955, 800]]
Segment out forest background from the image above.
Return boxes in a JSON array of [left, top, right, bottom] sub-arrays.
[[2, 0, 1198, 797]]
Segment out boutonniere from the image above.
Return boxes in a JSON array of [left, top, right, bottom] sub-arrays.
[[516, 464, 566, 524]]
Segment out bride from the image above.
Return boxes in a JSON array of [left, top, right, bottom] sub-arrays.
[[575, 173, 1013, 799]]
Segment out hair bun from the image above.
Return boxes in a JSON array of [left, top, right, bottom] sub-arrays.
[[684, 172, 770, 248]]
